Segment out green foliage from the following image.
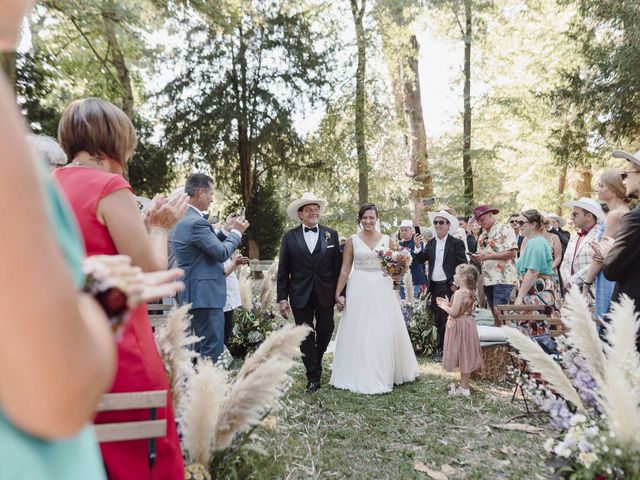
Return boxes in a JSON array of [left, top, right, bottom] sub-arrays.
[[229, 306, 285, 358], [400, 296, 438, 356]]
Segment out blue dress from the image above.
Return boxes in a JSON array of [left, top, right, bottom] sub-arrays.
[[595, 221, 616, 320]]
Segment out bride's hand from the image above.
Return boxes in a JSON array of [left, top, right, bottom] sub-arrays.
[[335, 296, 346, 311]]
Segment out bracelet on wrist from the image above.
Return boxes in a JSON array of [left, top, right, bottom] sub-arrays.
[[83, 268, 130, 332]]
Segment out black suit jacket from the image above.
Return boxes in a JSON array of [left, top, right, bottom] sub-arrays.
[[413, 235, 467, 290], [277, 225, 342, 309], [603, 206, 640, 312]]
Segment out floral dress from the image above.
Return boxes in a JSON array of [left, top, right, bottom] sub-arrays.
[[477, 222, 518, 287]]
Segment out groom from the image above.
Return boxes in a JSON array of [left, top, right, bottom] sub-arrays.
[[277, 192, 342, 394]]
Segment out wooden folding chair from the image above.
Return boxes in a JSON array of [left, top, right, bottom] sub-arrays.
[[147, 303, 173, 330], [95, 390, 167, 471], [496, 304, 564, 415]]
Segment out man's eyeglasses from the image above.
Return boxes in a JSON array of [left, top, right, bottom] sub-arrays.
[[432, 220, 448, 226], [621, 170, 640, 180], [509, 220, 520, 224], [513, 220, 528, 226]]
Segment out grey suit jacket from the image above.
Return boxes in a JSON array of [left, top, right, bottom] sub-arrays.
[[171, 207, 241, 309]]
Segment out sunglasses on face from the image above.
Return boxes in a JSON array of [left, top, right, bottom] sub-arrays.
[[621, 170, 640, 180], [433, 220, 448, 226], [509, 220, 520, 224]]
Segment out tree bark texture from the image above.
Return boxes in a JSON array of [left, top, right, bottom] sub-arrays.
[[101, 0, 134, 119], [402, 35, 432, 201], [576, 167, 592, 199], [0, 51, 17, 96], [462, 0, 474, 213], [350, 0, 368, 206], [556, 163, 568, 215]]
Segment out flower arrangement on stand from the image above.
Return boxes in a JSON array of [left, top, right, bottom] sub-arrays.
[[155, 307, 310, 480], [228, 262, 285, 358], [504, 288, 640, 479], [376, 244, 412, 290]]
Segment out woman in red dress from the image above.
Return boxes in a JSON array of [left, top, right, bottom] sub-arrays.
[[53, 98, 188, 479]]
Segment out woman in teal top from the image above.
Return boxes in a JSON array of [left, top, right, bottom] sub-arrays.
[[514, 210, 561, 314], [0, 167, 109, 479]]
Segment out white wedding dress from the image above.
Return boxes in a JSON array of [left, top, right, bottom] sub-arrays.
[[330, 234, 419, 394]]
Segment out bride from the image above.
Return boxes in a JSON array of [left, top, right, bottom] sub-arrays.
[[330, 203, 419, 394]]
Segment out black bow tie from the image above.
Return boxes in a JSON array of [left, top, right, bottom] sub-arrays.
[[304, 226, 318, 233], [202, 213, 210, 220]]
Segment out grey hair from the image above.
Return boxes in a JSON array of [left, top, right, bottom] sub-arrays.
[[28, 134, 67, 168], [185, 173, 213, 197]]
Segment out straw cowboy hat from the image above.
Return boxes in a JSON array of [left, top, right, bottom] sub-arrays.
[[565, 197, 605, 222], [612, 149, 640, 168], [286, 192, 327, 221], [428, 210, 459, 235]]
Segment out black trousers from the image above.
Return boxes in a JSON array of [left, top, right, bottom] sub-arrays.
[[429, 281, 453, 351], [291, 290, 335, 383]]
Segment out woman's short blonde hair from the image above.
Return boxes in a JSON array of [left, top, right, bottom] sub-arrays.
[[58, 98, 137, 165]]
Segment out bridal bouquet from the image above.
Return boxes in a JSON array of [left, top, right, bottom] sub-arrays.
[[376, 246, 412, 290]]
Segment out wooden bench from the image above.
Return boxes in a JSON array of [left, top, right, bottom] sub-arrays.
[[95, 390, 167, 470], [496, 304, 563, 415], [147, 303, 173, 329]]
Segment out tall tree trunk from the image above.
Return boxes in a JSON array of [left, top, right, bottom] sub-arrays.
[[403, 35, 432, 202], [576, 167, 592, 199], [557, 163, 568, 215], [101, 0, 134, 119], [0, 51, 17, 96], [462, 0, 474, 213], [350, 0, 368, 206]]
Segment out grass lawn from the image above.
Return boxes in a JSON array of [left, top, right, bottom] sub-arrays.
[[245, 355, 555, 479]]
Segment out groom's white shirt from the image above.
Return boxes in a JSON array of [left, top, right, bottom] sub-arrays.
[[302, 223, 319, 253], [431, 234, 449, 282]]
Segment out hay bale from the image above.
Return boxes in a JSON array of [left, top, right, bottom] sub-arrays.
[[471, 343, 511, 383]]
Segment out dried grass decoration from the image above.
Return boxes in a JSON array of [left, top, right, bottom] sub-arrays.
[[503, 287, 640, 477], [178, 324, 311, 476]]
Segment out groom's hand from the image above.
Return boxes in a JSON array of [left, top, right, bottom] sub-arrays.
[[279, 300, 291, 318], [335, 296, 345, 311]]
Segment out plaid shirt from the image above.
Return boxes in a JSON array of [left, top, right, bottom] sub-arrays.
[[559, 224, 601, 288]]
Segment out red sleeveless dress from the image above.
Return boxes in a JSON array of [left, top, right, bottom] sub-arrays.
[[53, 167, 183, 480]]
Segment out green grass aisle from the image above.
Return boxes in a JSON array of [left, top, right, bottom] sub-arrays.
[[251, 357, 553, 479]]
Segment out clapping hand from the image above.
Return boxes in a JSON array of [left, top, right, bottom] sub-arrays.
[[435, 296, 449, 309], [83, 255, 184, 309], [145, 192, 189, 231], [224, 213, 250, 234], [590, 236, 615, 261]]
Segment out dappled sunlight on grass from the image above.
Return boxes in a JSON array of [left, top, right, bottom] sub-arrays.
[[244, 357, 553, 479]]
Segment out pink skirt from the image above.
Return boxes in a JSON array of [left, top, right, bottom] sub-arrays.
[[442, 314, 484, 375]]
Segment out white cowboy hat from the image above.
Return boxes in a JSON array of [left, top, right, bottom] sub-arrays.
[[564, 197, 605, 222], [286, 192, 327, 221], [546, 213, 567, 228], [428, 210, 459, 235], [398, 219, 413, 228], [612, 149, 640, 168]]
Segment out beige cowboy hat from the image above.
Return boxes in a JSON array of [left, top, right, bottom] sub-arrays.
[[286, 192, 327, 221], [398, 219, 414, 228], [565, 197, 605, 222], [428, 210, 459, 235], [612, 149, 640, 168]]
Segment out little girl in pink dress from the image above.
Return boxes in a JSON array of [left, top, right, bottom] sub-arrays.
[[436, 264, 484, 396]]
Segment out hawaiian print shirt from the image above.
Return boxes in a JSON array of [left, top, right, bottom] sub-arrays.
[[477, 221, 518, 286]]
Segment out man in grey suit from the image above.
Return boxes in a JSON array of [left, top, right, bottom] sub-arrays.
[[171, 173, 249, 362]]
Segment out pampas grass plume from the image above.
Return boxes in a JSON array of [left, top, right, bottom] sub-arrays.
[[181, 360, 229, 466], [504, 326, 585, 412], [237, 324, 310, 381], [600, 295, 640, 447], [404, 269, 413, 302], [237, 265, 252, 309], [155, 305, 200, 411], [560, 287, 606, 385]]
